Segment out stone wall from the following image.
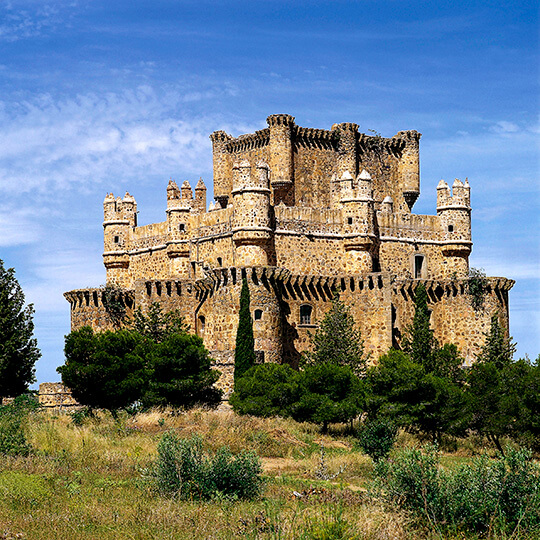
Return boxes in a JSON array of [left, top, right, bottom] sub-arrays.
[[38, 383, 80, 410], [64, 114, 514, 402]]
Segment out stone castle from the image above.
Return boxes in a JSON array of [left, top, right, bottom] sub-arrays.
[[65, 114, 513, 395]]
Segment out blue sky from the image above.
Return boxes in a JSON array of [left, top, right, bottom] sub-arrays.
[[0, 0, 538, 385]]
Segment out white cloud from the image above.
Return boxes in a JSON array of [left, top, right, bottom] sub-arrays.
[[0, 1, 84, 42], [0, 87, 237, 194], [0, 205, 44, 246]]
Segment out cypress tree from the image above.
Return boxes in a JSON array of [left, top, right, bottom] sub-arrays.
[[234, 277, 255, 382], [402, 282, 436, 368]]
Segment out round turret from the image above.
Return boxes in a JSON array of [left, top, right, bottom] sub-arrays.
[[231, 160, 272, 266]]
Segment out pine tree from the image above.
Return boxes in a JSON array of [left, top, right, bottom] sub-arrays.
[[306, 291, 367, 376], [476, 313, 516, 369], [234, 277, 255, 382], [0, 259, 40, 397]]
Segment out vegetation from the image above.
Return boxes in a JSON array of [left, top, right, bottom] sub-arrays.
[[304, 291, 367, 376], [58, 303, 221, 412], [100, 283, 128, 327], [129, 302, 189, 341], [234, 277, 256, 383], [231, 362, 363, 432], [0, 407, 538, 539], [367, 284, 467, 442], [144, 332, 221, 408], [0, 259, 40, 398], [376, 445, 540, 536], [467, 267, 488, 312], [357, 418, 398, 463], [0, 395, 38, 457], [465, 314, 536, 453], [59, 327, 150, 412], [232, 293, 365, 430], [153, 432, 263, 500]]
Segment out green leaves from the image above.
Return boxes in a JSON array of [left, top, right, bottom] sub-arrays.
[[0, 259, 40, 398], [58, 309, 221, 411], [234, 277, 256, 383], [305, 291, 367, 376]]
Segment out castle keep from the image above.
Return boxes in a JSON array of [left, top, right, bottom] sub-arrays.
[[65, 114, 513, 396]]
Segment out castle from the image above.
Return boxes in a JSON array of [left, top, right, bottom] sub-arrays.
[[65, 114, 514, 396]]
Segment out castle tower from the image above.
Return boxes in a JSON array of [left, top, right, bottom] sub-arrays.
[[166, 180, 191, 234], [332, 122, 359, 178], [209, 130, 232, 208], [267, 114, 295, 205], [194, 178, 207, 214], [232, 160, 272, 266], [341, 169, 375, 273], [102, 192, 135, 287], [437, 178, 472, 277], [397, 130, 421, 211]]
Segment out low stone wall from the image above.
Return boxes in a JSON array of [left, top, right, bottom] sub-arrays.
[[38, 383, 81, 410]]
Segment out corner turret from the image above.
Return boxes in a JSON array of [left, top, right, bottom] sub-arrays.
[[267, 114, 295, 205], [102, 192, 136, 286], [437, 178, 472, 277], [397, 130, 421, 211]]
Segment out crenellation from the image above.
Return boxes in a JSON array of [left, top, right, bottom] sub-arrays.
[[67, 114, 514, 399]]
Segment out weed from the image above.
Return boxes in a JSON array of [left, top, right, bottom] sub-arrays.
[[153, 432, 263, 500]]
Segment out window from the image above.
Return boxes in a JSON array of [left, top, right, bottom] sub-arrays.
[[448, 224, 454, 232], [198, 315, 206, 337], [414, 255, 425, 279], [300, 304, 312, 325], [217, 257, 223, 267], [114, 235, 119, 244], [254, 309, 262, 321], [347, 217, 353, 225], [179, 223, 185, 232]]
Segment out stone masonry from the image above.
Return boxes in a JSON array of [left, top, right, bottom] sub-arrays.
[[65, 114, 513, 397]]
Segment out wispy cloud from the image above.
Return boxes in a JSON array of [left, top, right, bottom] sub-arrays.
[[0, 86, 243, 194], [0, 1, 84, 42], [0, 205, 44, 246]]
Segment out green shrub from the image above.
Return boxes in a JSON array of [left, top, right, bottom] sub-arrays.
[[154, 433, 263, 500], [0, 395, 38, 457], [357, 419, 397, 462], [376, 445, 540, 535]]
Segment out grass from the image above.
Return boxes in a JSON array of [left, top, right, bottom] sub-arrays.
[[0, 407, 536, 539]]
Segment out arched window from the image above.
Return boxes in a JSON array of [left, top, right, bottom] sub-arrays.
[[254, 309, 263, 321], [198, 315, 206, 337], [300, 304, 312, 325]]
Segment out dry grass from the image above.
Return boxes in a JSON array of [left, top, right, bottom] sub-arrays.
[[0, 407, 531, 539]]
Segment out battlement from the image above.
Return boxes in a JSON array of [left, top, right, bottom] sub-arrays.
[[437, 178, 471, 209], [65, 114, 513, 396]]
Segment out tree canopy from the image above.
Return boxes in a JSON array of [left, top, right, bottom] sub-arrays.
[[304, 291, 367, 376], [59, 302, 222, 411], [0, 259, 40, 398]]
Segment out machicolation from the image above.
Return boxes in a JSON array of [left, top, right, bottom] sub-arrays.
[[65, 114, 513, 397]]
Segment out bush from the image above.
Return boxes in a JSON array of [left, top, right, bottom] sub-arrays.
[[230, 363, 300, 417], [376, 445, 540, 535], [357, 419, 397, 462], [154, 433, 263, 500], [0, 395, 39, 457]]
